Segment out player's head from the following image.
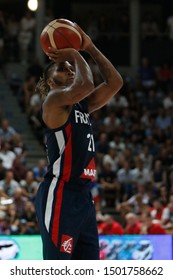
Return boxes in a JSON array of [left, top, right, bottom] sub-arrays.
[[35, 61, 75, 98]]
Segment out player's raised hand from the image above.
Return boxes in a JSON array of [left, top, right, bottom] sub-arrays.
[[46, 47, 78, 62], [73, 23, 93, 51]]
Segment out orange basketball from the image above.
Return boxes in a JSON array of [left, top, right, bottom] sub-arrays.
[[40, 18, 82, 54]]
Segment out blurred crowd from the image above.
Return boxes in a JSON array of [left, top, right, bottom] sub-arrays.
[[0, 9, 54, 66], [1, 8, 173, 236], [0, 8, 173, 66], [0, 107, 47, 234], [91, 55, 173, 235]]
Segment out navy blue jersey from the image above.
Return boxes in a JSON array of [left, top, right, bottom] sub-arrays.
[[36, 100, 100, 258], [42, 100, 96, 186]]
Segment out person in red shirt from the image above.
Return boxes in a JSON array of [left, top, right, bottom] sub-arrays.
[[150, 198, 165, 221], [124, 212, 141, 234], [98, 214, 124, 235], [140, 212, 166, 234]]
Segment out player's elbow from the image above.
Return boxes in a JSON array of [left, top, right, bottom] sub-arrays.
[[115, 74, 124, 91], [86, 80, 95, 92], [109, 74, 123, 94]]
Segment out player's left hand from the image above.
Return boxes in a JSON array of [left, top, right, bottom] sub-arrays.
[[46, 47, 78, 62]]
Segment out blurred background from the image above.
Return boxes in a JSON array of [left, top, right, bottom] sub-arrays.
[[1, 0, 173, 260]]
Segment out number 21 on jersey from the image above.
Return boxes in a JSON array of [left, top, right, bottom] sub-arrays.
[[87, 133, 95, 152]]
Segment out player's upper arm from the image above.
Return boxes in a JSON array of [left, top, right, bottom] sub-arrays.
[[86, 75, 123, 113]]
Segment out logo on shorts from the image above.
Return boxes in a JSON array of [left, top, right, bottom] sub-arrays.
[[60, 234, 73, 254]]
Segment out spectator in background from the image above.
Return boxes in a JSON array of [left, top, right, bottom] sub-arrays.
[[117, 160, 134, 201], [0, 170, 20, 197], [142, 88, 161, 114], [6, 204, 20, 234], [32, 158, 47, 182], [118, 148, 134, 168], [12, 133, 27, 164], [131, 156, 151, 186], [163, 89, 173, 109], [19, 200, 38, 234], [140, 212, 166, 234], [0, 142, 16, 170], [98, 161, 120, 208], [161, 202, 173, 226], [12, 155, 28, 182], [150, 198, 165, 221], [109, 135, 126, 152], [18, 10, 36, 63], [155, 107, 172, 131], [159, 185, 170, 207], [150, 159, 167, 194], [138, 57, 156, 89], [144, 135, 160, 157], [124, 212, 141, 234], [103, 111, 121, 134], [126, 182, 151, 215], [139, 145, 153, 170], [20, 170, 38, 201], [109, 94, 129, 109], [0, 118, 18, 144], [13, 187, 27, 218], [102, 146, 118, 172], [98, 214, 124, 235]]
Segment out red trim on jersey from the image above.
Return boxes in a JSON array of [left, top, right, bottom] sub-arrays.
[[51, 124, 72, 246], [51, 180, 64, 245], [80, 157, 96, 181]]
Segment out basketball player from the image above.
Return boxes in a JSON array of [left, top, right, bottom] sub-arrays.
[[35, 22, 123, 260]]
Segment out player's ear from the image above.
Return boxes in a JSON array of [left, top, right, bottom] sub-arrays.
[[47, 78, 54, 88]]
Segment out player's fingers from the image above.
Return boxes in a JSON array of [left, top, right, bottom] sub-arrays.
[[47, 47, 58, 54]]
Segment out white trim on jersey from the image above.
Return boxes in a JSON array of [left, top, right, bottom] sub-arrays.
[[44, 131, 65, 231], [44, 177, 58, 231], [53, 131, 65, 177]]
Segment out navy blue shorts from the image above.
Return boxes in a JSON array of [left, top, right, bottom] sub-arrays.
[[35, 178, 100, 260]]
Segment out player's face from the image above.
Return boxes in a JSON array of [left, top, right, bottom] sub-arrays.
[[51, 61, 75, 87]]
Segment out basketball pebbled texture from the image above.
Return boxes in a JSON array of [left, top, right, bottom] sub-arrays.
[[40, 19, 82, 53]]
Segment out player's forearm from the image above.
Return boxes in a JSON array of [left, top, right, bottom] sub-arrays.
[[65, 52, 94, 103], [85, 44, 123, 88], [73, 52, 94, 89]]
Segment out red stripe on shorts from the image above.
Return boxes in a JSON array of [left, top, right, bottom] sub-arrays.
[[51, 123, 72, 246]]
